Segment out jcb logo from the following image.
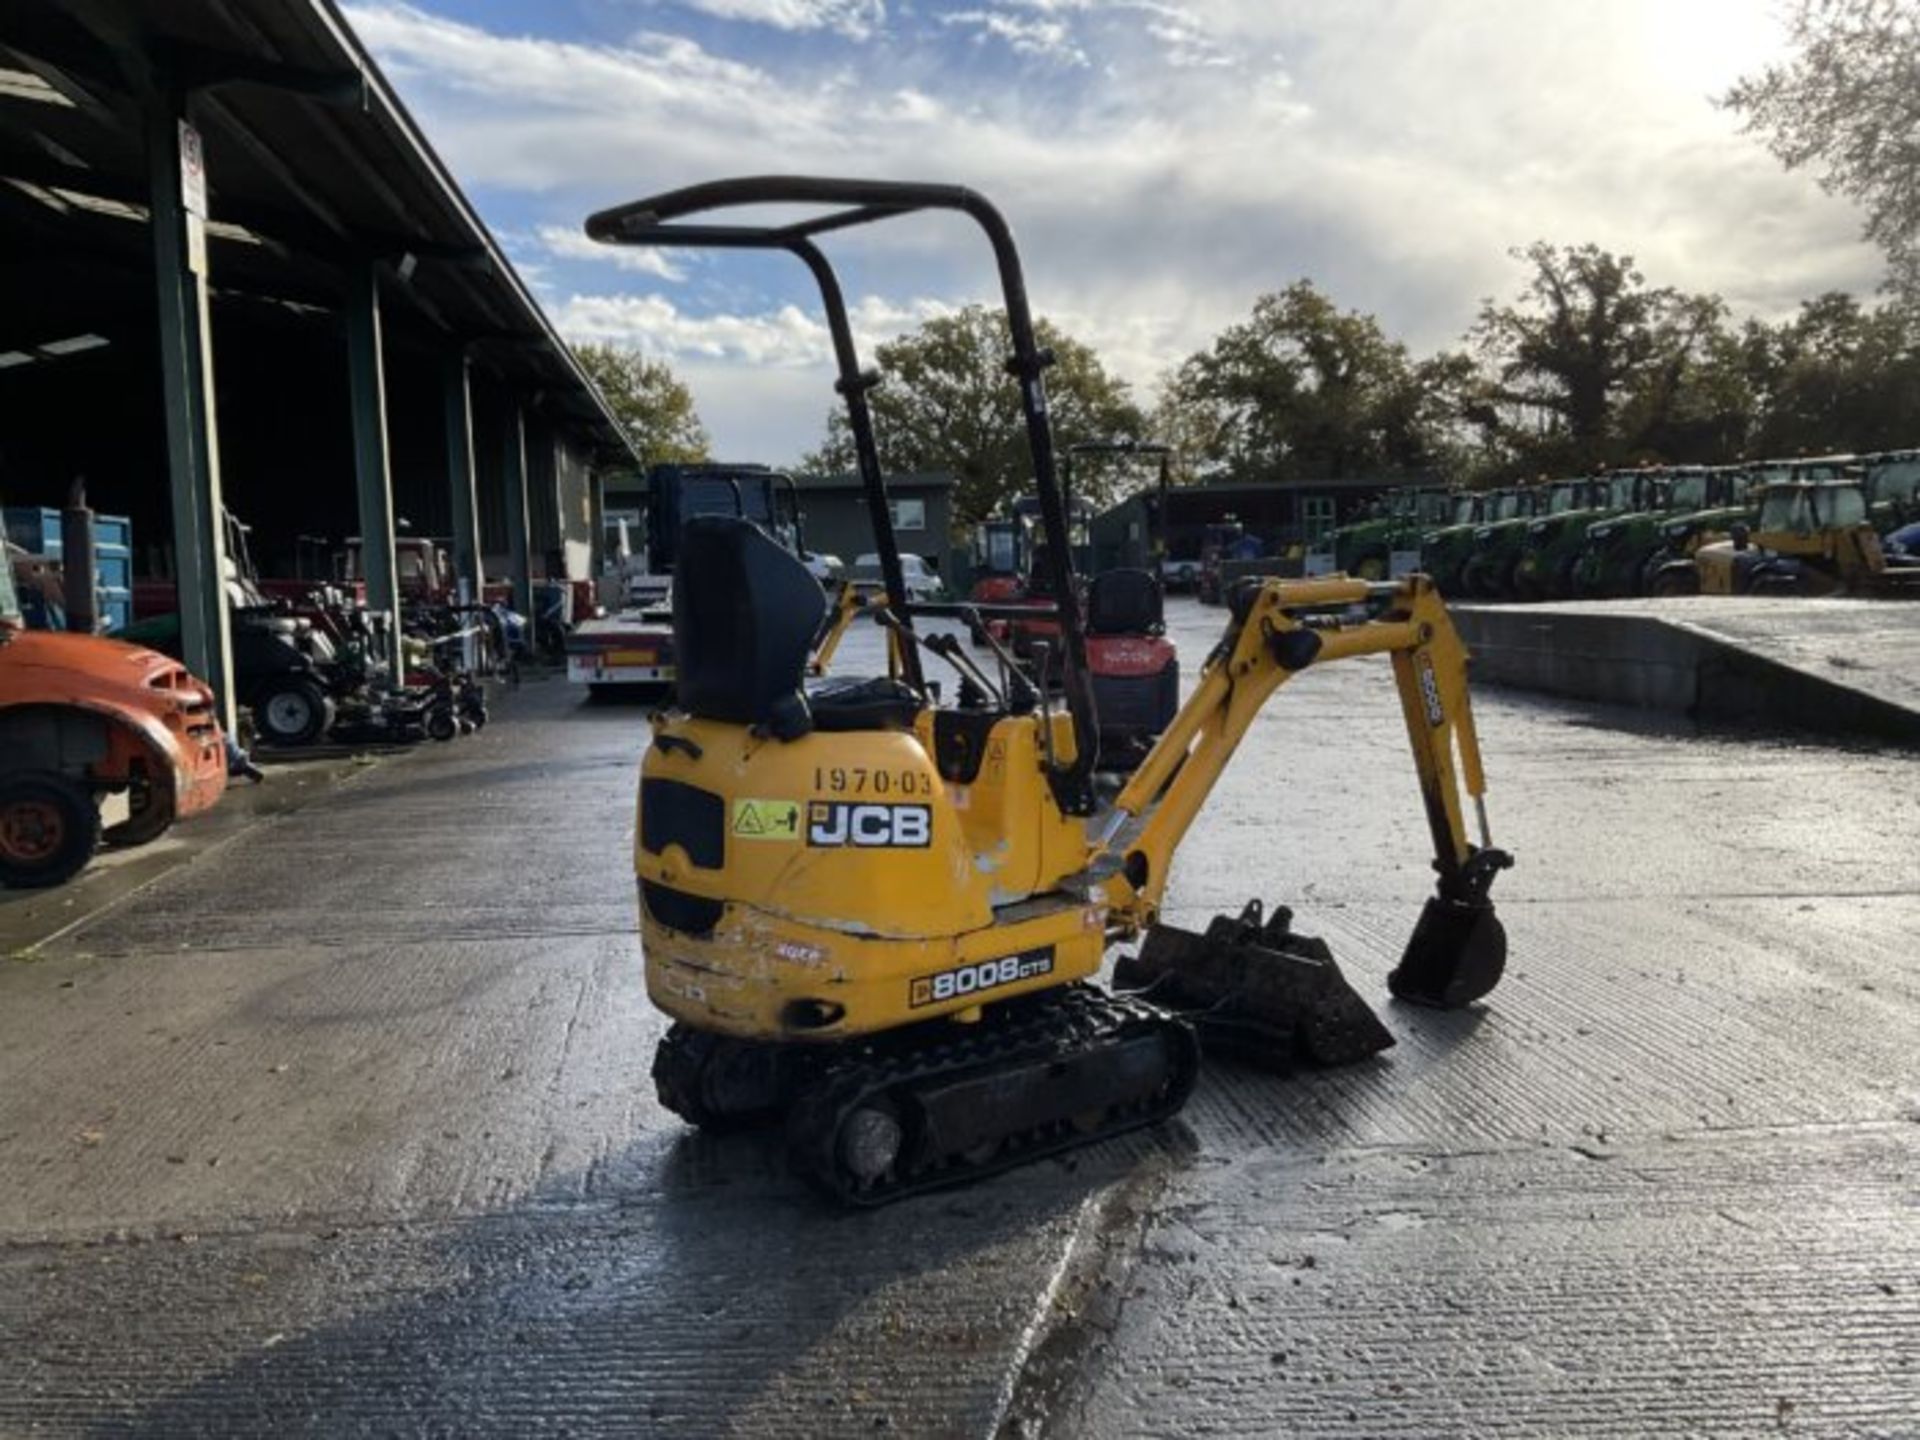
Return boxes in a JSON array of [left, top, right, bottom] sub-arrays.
[[807, 802, 932, 848]]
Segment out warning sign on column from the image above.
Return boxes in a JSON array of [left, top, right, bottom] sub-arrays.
[[731, 798, 801, 841]]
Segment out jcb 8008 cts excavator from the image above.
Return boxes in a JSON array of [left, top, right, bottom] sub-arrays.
[[587, 178, 1513, 1204]]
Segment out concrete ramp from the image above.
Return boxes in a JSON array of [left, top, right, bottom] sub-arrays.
[[1454, 597, 1920, 744]]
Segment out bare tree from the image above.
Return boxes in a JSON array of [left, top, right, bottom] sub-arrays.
[[1723, 0, 1920, 309]]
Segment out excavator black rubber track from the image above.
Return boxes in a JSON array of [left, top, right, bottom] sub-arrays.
[[785, 985, 1200, 1207]]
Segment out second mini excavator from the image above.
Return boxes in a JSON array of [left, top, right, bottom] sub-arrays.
[[587, 178, 1513, 1205]]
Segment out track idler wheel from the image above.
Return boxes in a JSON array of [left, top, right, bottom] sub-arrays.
[[652, 1023, 805, 1131], [1114, 901, 1393, 1069], [1387, 848, 1514, 1009]]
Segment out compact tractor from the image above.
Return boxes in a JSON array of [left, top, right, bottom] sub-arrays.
[[587, 177, 1513, 1204]]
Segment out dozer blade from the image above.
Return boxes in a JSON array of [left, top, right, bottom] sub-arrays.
[[1113, 901, 1393, 1069], [1387, 894, 1507, 1009]]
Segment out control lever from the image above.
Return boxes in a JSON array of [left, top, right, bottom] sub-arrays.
[[1031, 641, 1056, 769], [922, 632, 1004, 708], [961, 605, 1039, 715]]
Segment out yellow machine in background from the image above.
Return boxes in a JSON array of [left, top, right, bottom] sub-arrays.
[[593, 177, 1513, 1204], [1688, 479, 1920, 596]]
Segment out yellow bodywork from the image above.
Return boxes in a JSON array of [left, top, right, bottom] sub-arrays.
[[638, 709, 1103, 1038], [639, 574, 1492, 1043], [1694, 525, 1886, 596], [806, 581, 870, 676]]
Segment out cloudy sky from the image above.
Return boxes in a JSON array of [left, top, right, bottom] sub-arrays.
[[344, 0, 1883, 463]]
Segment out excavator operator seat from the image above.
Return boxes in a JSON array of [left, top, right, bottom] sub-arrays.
[[1086, 568, 1163, 636], [674, 515, 825, 735]]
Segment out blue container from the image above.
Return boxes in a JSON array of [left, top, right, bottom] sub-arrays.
[[4, 505, 135, 633], [3, 506, 61, 554]]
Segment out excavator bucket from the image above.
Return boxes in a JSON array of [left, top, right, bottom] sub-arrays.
[[1386, 848, 1514, 1008], [1113, 901, 1394, 1069], [1388, 893, 1507, 1008]]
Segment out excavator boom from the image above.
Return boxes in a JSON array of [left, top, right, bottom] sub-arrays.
[[1106, 574, 1511, 1065]]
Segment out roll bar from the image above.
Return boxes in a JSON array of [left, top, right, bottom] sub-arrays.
[[586, 176, 1099, 812]]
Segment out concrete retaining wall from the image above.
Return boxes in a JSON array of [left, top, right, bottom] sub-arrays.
[[1454, 602, 1920, 745]]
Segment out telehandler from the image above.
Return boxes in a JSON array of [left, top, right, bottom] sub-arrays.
[[589, 178, 1512, 1204], [1651, 477, 1920, 597]]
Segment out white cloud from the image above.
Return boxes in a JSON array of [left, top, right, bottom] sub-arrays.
[[536, 224, 686, 280], [551, 291, 956, 368], [344, 0, 1887, 462], [550, 290, 960, 456], [665, 0, 885, 40], [1141, 9, 1233, 69], [941, 10, 1089, 66]]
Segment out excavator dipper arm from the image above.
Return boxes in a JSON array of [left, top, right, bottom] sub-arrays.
[[1103, 574, 1512, 1017]]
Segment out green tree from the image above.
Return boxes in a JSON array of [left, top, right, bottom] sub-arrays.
[[1455, 243, 1755, 476], [1724, 0, 1920, 309], [572, 342, 710, 466], [1611, 293, 1750, 463], [807, 305, 1145, 525], [1463, 243, 1668, 468], [1159, 282, 1444, 483], [1750, 292, 1920, 455]]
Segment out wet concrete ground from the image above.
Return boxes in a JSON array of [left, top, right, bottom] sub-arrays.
[[1, 599, 1915, 1436]]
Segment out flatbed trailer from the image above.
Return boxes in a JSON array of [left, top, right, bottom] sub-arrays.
[[564, 607, 674, 690]]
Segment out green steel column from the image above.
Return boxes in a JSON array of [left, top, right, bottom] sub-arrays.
[[588, 468, 606, 581], [345, 263, 400, 673], [442, 352, 483, 603], [503, 402, 533, 617], [145, 94, 236, 731]]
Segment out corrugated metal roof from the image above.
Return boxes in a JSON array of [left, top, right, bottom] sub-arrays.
[[0, 0, 636, 464]]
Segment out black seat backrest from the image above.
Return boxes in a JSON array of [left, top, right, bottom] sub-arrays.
[[674, 515, 827, 728], [1086, 568, 1162, 636]]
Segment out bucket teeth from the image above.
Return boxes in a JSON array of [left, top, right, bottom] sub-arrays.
[[1113, 900, 1393, 1070]]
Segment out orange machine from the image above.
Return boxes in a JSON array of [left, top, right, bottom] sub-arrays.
[[1, 552, 227, 888]]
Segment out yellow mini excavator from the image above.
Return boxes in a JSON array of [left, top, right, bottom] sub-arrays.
[[587, 178, 1513, 1204]]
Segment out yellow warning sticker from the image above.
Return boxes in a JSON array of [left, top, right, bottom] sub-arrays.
[[731, 798, 801, 841]]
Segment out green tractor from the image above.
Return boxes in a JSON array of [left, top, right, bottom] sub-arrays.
[[1512, 473, 1649, 601], [1628, 464, 1764, 594], [1573, 467, 1689, 597], [1864, 450, 1920, 531], [1306, 486, 1452, 580], [1458, 487, 1544, 599], [1420, 490, 1492, 596]]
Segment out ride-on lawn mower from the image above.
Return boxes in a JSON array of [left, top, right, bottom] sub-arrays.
[[589, 178, 1512, 1205]]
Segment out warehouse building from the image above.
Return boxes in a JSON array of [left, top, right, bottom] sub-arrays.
[[792, 470, 957, 571], [0, 0, 637, 728]]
